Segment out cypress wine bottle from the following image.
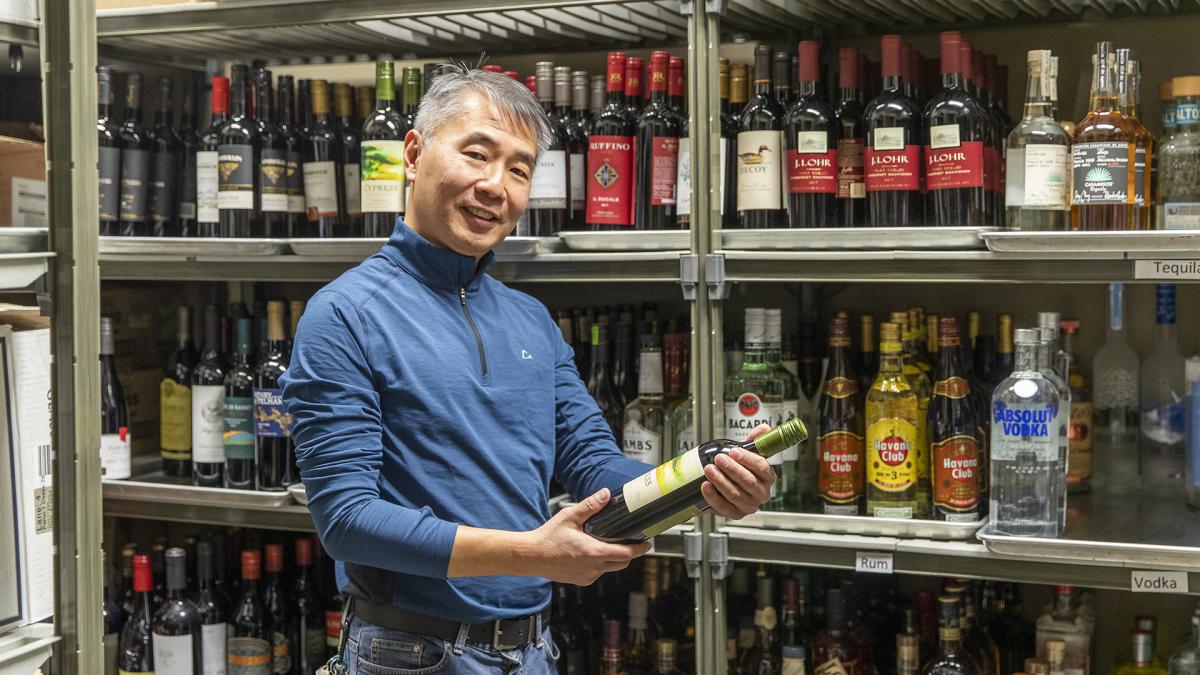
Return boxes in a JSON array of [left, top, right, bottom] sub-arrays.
[[218, 64, 260, 238], [161, 306, 198, 478], [254, 301, 294, 490], [736, 45, 786, 229], [149, 76, 182, 237], [224, 317, 256, 489], [303, 80, 346, 237], [118, 73, 153, 236], [584, 417, 808, 543], [152, 548, 202, 675], [192, 304, 226, 487], [196, 76, 229, 238], [98, 66, 123, 236], [361, 60, 406, 238]]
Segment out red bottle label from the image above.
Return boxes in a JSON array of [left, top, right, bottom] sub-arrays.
[[786, 149, 838, 194], [650, 136, 679, 206], [924, 140, 985, 190], [325, 610, 342, 648], [586, 135, 636, 226], [932, 435, 980, 512], [836, 139, 865, 199], [818, 430, 865, 504], [864, 146, 921, 192]]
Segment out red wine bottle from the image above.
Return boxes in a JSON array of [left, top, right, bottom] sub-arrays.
[[528, 62, 570, 236], [191, 304, 226, 487], [118, 554, 155, 673], [218, 64, 260, 238], [118, 73, 153, 236], [567, 69, 590, 230], [982, 54, 1010, 226], [149, 76, 182, 237], [334, 83, 364, 237], [923, 32, 989, 227], [224, 317, 256, 489], [292, 538, 325, 675], [302, 80, 347, 238], [736, 45, 787, 229], [196, 76, 228, 239], [587, 52, 637, 230], [195, 541, 228, 675], [263, 544, 293, 674], [229, 550, 272, 674], [784, 40, 839, 228], [255, 70, 291, 239], [98, 66, 123, 236], [152, 547, 202, 675], [100, 317, 131, 480], [835, 48, 866, 227], [623, 57, 644, 124], [253, 301, 293, 490], [176, 77, 199, 237], [635, 51, 682, 231], [863, 35, 924, 226], [161, 306, 198, 478]]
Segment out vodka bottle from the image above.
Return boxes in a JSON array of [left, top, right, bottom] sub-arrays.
[[1140, 284, 1186, 492], [1092, 283, 1140, 493], [1037, 325, 1071, 533]]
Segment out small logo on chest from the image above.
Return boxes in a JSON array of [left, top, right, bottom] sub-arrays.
[[521, 350, 533, 360]]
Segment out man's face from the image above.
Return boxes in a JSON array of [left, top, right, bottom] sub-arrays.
[[403, 92, 537, 260]]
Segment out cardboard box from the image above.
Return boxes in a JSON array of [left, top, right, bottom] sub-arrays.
[[0, 135, 45, 228]]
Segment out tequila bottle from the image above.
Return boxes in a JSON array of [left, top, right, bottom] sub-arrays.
[[1071, 42, 1140, 231], [1158, 77, 1200, 230], [1061, 321, 1093, 493], [725, 308, 785, 489], [1116, 49, 1153, 231], [867, 322, 921, 518], [1140, 284, 1186, 491], [1093, 283, 1141, 493], [1006, 49, 1071, 230], [622, 330, 666, 467]]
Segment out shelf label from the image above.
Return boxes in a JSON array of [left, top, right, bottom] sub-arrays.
[[1134, 260, 1200, 280], [854, 551, 893, 574], [1130, 570, 1189, 594]]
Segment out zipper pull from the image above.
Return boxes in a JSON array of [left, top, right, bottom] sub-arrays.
[[460, 287, 467, 306]]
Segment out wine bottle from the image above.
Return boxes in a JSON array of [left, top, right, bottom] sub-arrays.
[[98, 66, 123, 236], [864, 35, 924, 226], [298, 79, 313, 137], [149, 76, 182, 237], [584, 417, 807, 542], [152, 548, 202, 675], [835, 48, 867, 226], [119, 73, 153, 236], [361, 60, 406, 238], [293, 538, 325, 675], [737, 45, 786, 229], [195, 541, 227, 675], [119, 554, 156, 673], [255, 69, 290, 239], [635, 51, 682, 232], [528, 62, 570, 236], [224, 317, 256, 490], [254, 301, 293, 490], [784, 40, 839, 228], [669, 56, 691, 231], [623, 56, 644, 124], [303, 80, 346, 237], [587, 52, 637, 230], [263, 544, 293, 674], [334, 83, 363, 236], [119, 543, 138, 619], [100, 316, 131, 480], [218, 64, 260, 238], [924, 33, 990, 227], [567, 70, 590, 230], [587, 323, 624, 441], [197, 76, 229, 239], [720, 59, 740, 229], [774, 50, 793, 111], [177, 77, 199, 237], [103, 549, 126, 668], [229, 550, 272, 674], [276, 76, 306, 237], [161, 306, 197, 478], [192, 304, 226, 487]]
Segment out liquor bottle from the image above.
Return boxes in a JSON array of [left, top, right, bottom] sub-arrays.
[[818, 317, 865, 515], [625, 592, 652, 672], [859, 315, 878, 394], [119, 73, 153, 236], [290, 539, 323, 674], [764, 308, 803, 510], [587, 323, 624, 441], [600, 619, 625, 675], [1036, 587, 1092, 675], [192, 304, 226, 487], [864, 35, 924, 226], [1167, 616, 1199, 675], [654, 639, 684, 675], [229, 551, 272, 674], [152, 548, 202, 675], [149, 76, 182, 237], [261, 544, 292, 674], [587, 52, 637, 230], [747, 575, 781, 675], [723, 60, 744, 229], [195, 541, 227, 675], [103, 548, 125, 669], [99, 317, 131, 480], [1133, 616, 1161, 668], [1072, 42, 1137, 231], [552, 585, 588, 675], [636, 51, 682, 231], [1037, 319, 1072, 533], [1158, 77, 1200, 230], [218, 65, 259, 238], [176, 78, 199, 236], [223, 317, 256, 490], [895, 311, 933, 517], [254, 301, 293, 490], [98, 66, 123, 236], [567, 69, 591, 229], [930, 318, 982, 521], [303, 80, 346, 237], [924, 32, 989, 227], [623, 56, 644, 123], [197, 76, 228, 238], [152, 539, 169, 607], [866, 322, 920, 518], [585, 417, 806, 543], [1092, 283, 1140, 475], [836, 47, 867, 226], [994, 314, 1015, 391], [254, 70, 290, 239], [118, 554, 156, 673], [922, 596, 977, 675], [525, 62, 570, 236], [783, 40, 838, 228], [162, 306, 197, 477], [1116, 49, 1153, 230], [1116, 632, 1169, 675], [334, 83, 363, 236], [737, 45, 786, 229], [358, 60, 406, 237], [623, 331, 666, 466], [1140, 284, 1186, 490], [990, 328, 1063, 537], [812, 588, 862, 674], [1059, 320, 1093, 493], [900, 631, 922, 675], [725, 308, 786, 491], [1005, 50, 1070, 230]]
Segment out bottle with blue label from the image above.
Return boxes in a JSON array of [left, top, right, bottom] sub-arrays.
[[1140, 284, 1186, 492]]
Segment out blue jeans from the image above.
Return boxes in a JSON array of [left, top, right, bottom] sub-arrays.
[[343, 613, 560, 674]]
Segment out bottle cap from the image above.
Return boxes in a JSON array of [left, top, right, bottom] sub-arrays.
[[1174, 76, 1200, 98], [197, 541, 213, 583], [880, 35, 902, 78], [603, 618, 621, 647], [656, 638, 678, 659], [265, 543, 284, 573], [825, 588, 845, 629], [1014, 328, 1041, 346], [295, 536, 313, 566], [625, 57, 643, 97], [100, 317, 116, 355], [165, 547, 187, 591], [628, 591, 648, 628], [606, 52, 626, 93], [241, 550, 262, 580], [797, 40, 820, 83], [839, 48, 859, 89], [132, 554, 153, 593]]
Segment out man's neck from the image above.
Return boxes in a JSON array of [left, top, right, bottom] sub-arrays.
[[405, 212, 488, 265]]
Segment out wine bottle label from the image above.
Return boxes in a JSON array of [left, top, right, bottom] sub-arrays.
[[160, 379, 192, 459], [343, 163, 362, 216], [836, 138, 865, 200], [872, 127, 906, 151], [153, 631, 196, 674], [99, 146, 122, 222], [924, 136, 985, 191], [569, 151, 585, 210], [227, 636, 271, 674], [642, 504, 702, 539], [286, 151, 306, 214], [202, 623, 228, 675], [1163, 203, 1200, 229], [866, 417, 917, 492], [622, 421, 661, 465], [818, 429, 864, 506], [990, 402, 1057, 461], [622, 447, 705, 513], [783, 657, 806, 675], [179, 148, 197, 221], [649, 137, 679, 206], [303, 161, 339, 220], [529, 149, 568, 209], [675, 137, 691, 217], [1133, 146, 1147, 207], [932, 434, 979, 514], [325, 610, 342, 649], [149, 150, 178, 224], [1009, 145, 1070, 209], [361, 140, 405, 213], [253, 387, 291, 438], [191, 384, 225, 463], [197, 150, 220, 223], [777, 401, 801, 463], [787, 131, 837, 195], [119, 148, 151, 222], [259, 149, 290, 213], [586, 135, 635, 226], [271, 630, 292, 674], [736, 130, 783, 210], [724, 393, 780, 442], [864, 144, 920, 192], [217, 144, 255, 210], [1071, 141, 1130, 205], [100, 429, 132, 480], [223, 395, 254, 460]]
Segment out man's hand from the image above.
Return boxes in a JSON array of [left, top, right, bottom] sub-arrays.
[[701, 423, 777, 520], [516, 488, 652, 585]]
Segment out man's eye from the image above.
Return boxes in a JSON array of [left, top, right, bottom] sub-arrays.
[[465, 150, 486, 161], [510, 167, 529, 180]]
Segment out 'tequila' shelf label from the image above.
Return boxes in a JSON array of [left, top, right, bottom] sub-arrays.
[[1130, 570, 1189, 593], [1134, 260, 1200, 280]]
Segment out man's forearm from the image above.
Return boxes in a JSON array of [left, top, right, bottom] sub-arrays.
[[447, 526, 536, 578]]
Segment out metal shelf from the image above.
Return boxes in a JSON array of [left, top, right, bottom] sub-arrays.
[[0, 19, 38, 48], [0, 252, 53, 290], [0, 623, 59, 674]]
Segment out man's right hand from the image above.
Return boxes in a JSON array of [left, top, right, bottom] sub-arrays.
[[518, 488, 652, 585]]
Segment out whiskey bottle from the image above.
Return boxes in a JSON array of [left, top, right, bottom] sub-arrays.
[[1072, 42, 1138, 231], [866, 322, 921, 518], [818, 317, 865, 515], [859, 314, 879, 394], [1006, 50, 1071, 230], [1116, 49, 1153, 230]]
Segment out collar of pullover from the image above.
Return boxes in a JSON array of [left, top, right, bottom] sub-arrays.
[[383, 217, 496, 293]]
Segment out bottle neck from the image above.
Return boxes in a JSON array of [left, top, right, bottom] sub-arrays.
[[839, 86, 858, 104], [230, 76, 248, 117], [256, 85, 274, 124], [1023, 63, 1054, 120], [883, 74, 903, 94], [1015, 343, 1039, 374], [879, 350, 904, 374], [942, 71, 964, 91], [742, 343, 768, 367]]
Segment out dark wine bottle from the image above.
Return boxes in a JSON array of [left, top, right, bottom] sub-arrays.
[[586, 323, 624, 441], [528, 62, 570, 237], [263, 544, 293, 674], [928, 317, 982, 521], [302, 80, 346, 238], [152, 547, 202, 675], [195, 541, 227, 675], [923, 32, 989, 227], [218, 64, 260, 238], [196, 76, 229, 238], [567, 70, 590, 230], [318, 539, 345, 659], [334, 83, 363, 237], [99, 317, 131, 480], [98, 66, 123, 236], [863, 35, 924, 226], [669, 56, 686, 120], [149, 76, 181, 237], [671, 56, 691, 231], [151, 539, 168, 608], [254, 301, 293, 490], [118, 73, 153, 236], [736, 45, 786, 229], [118, 554, 156, 673], [224, 317, 256, 490], [192, 304, 226, 487], [835, 48, 866, 227], [103, 549, 126, 667], [585, 417, 808, 542], [255, 69, 291, 239], [623, 56, 644, 124], [774, 49, 794, 112], [293, 538, 325, 675], [635, 51, 682, 232], [161, 306, 197, 478], [720, 58, 739, 229], [361, 60, 406, 238], [229, 550, 273, 674], [587, 53, 637, 230], [784, 40, 839, 228], [817, 318, 865, 515], [119, 543, 138, 619], [176, 77, 199, 237], [276, 76, 306, 237]]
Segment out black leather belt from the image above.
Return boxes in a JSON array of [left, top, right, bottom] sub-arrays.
[[349, 597, 550, 651]]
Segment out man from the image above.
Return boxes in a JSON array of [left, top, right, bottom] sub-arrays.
[[282, 65, 776, 674]]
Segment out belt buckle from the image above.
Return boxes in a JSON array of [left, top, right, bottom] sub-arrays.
[[491, 615, 535, 651]]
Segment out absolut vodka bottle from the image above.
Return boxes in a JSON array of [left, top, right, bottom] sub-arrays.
[[1037, 325, 1070, 532]]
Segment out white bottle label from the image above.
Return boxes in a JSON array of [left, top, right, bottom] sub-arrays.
[[361, 140, 406, 213], [1022, 144, 1070, 209], [303, 161, 339, 218], [192, 384, 225, 463], [736, 130, 783, 211], [529, 150, 568, 208], [928, 124, 961, 150], [153, 632, 196, 674], [343, 163, 362, 215], [725, 393, 782, 443], [196, 151, 219, 223], [872, 127, 905, 151], [569, 152, 585, 208], [622, 420, 662, 465], [100, 431, 131, 480], [622, 447, 705, 513], [675, 137, 692, 217], [202, 622, 228, 675], [1162, 202, 1200, 229]]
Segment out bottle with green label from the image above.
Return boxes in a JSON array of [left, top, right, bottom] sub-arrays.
[[361, 60, 408, 238], [224, 318, 256, 489], [161, 306, 198, 478]]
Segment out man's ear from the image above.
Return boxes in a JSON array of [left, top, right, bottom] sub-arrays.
[[404, 129, 421, 182]]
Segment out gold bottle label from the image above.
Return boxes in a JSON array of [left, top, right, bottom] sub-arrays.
[[867, 418, 917, 492]]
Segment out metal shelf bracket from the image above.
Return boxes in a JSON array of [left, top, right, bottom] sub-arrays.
[[706, 253, 729, 300], [683, 530, 704, 579], [679, 254, 699, 300], [678, 0, 728, 16], [709, 532, 731, 580]]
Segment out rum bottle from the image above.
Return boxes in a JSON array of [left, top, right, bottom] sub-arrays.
[[766, 309, 802, 510], [930, 318, 982, 521], [866, 322, 921, 518], [818, 317, 865, 515], [921, 596, 978, 675]]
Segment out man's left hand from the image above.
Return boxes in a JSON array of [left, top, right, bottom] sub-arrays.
[[700, 423, 777, 520]]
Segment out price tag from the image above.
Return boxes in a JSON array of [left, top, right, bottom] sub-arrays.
[[1134, 260, 1200, 280], [854, 551, 893, 574], [1131, 570, 1189, 594]]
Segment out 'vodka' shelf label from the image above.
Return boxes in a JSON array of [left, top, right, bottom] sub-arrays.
[[1134, 260, 1200, 280], [1130, 570, 1189, 593], [855, 551, 893, 574]]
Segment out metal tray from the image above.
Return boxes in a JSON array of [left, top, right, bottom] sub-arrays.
[[981, 230, 1200, 253], [976, 525, 1200, 569], [739, 510, 986, 541], [288, 483, 308, 505], [286, 238, 386, 258], [559, 230, 689, 252], [103, 471, 294, 508], [0, 227, 46, 253], [720, 227, 993, 251], [99, 236, 288, 257]]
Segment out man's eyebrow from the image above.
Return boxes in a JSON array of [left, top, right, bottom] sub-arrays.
[[462, 130, 535, 168]]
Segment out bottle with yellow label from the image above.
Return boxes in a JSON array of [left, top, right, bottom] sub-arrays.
[[161, 305, 198, 477], [867, 322, 921, 518], [891, 311, 933, 517]]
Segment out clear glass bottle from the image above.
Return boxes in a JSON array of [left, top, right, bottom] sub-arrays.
[[1037, 586, 1092, 675], [921, 595, 978, 675], [1006, 49, 1071, 230], [622, 330, 666, 467], [1036, 322, 1070, 533], [1060, 320, 1093, 493], [990, 328, 1063, 538], [895, 311, 933, 517], [1093, 283, 1141, 493], [1167, 616, 1199, 675], [1141, 284, 1187, 491], [1116, 632, 1169, 675], [866, 321, 921, 518], [1158, 76, 1200, 230], [767, 308, 802, 510], [725, 308, 785, 492]]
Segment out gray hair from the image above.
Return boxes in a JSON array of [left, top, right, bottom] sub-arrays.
[[413, 63, 553, 159]]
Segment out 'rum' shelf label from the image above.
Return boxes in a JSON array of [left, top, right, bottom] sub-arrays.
[[1130, 570, 1189, 594], [1133, 260, 1200, 280], [854, 551, 893, 574]]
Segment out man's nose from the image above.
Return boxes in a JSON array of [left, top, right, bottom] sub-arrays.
[[475, 163, 505, 200]]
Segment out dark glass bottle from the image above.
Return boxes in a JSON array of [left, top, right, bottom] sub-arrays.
[[818, 317, 865, 515], [297, 79, 313, 137], [98, 66, 123, 236], [118, 554, 156, 673], [302, 80, 346, 237], [334, 83, 363, 236], [195, 541, 227, 675], [737, 45, 786, 229], [99, 317, 131, 480], [972, 334, 998, 394], [636, 51, 682, 231], [161, 306, 198, 478], [785, 40, 839, 228], [229, 551, 273, 674], [811, 588, 863, 675], [217, 64, 259, 238], [191, 304, 226, 487], [835, 47, 867, 226], [118, 73, 153, 236], [929, 317, 982, 521], [275, 76, 306, 236], [744, 575, 780, 675], [623, 56, 644, 124], [148, 76, 181, 237], [667, 56, 690, 231], [993, 314, 1014, 392], [361, 60, 407, 238], [774, 50, 794, 111], [567, 69, 591, 230], [263, 544, 293, 674], [858, 314, 879, 395], [255, 70, 291, 239], [103, 549, 126, 658], [924, 33, 990, 227], [197, 76, 229, 238], [293, 538, 326, 675], [588, 53, 637, 230], [721, 59, 740, 229], [224, 317, 256, 489], [119, 543, 138, 618], [552, 585, 588, 675], [254, 301, 293, 490], [864, 35, 924, 226], [151, 539, 168, 608], [669, 56, 686, 120], [151, 548, 202, 675], [587, 323, 624, 441], [529, 62, 570, 236], [921, 597, 977, 675], [176, 77, 199, 237]]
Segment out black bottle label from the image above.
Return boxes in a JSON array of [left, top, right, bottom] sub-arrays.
[[149, 150, 177, 224], [218, 144, 255, 210], [99, 146, 121, 221], [1071, 141, 1130, 205], [119, 148, 150, 222]]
